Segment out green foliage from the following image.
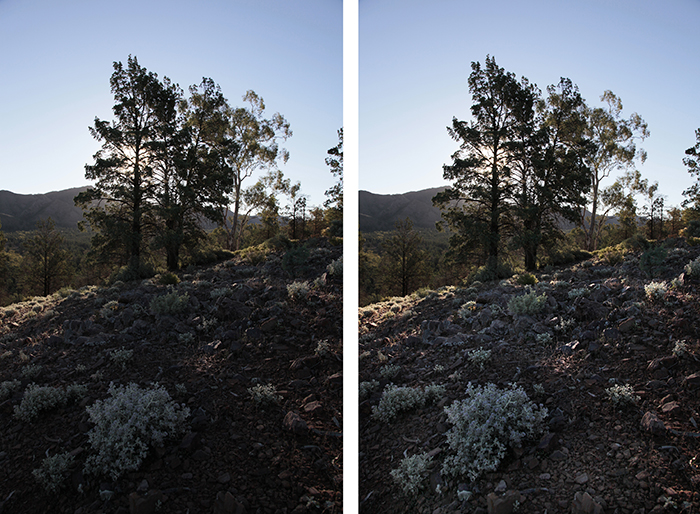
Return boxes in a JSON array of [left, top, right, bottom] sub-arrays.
[[508, 288, 547, 316], [84, 382, 189, 479], [640, 245, 667, 277], [149, 288, 189, 315], [157, 272, 180, 285], [442, 382, 548, 481], [515, 273, 538, 285], [467, 347, 492, 370], [468, 262, 514, 284], [282, 244, 310, 277], [109, 262, 155, 284]]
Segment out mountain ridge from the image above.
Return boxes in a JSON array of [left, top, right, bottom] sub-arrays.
[[0, 187, 89, 232]]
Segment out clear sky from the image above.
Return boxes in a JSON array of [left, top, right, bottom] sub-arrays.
[[360, 0, 700, 209], [0, 0, 342, 209]]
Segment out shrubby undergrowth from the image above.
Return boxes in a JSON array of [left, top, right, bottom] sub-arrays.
[[84, 382, 189, 479], [442, 382, 547, 481]]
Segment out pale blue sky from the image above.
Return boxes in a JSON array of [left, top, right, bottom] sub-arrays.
[[360, 0, 700, 208], [0, 0, 342, 208]]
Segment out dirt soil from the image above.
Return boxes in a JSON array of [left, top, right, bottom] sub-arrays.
[[0, 241, 342, 514], [359, 242, 700, 514]]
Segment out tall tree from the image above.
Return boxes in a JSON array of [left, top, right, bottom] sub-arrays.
[[433, 56, 533, 273], [324, 127, 343, 222], [381, 218, 427, 297], [76, 56, 168, 271], [513, 78, 592, 270], [221, 91, 291, 250], [153, 78, 233, 270], [682, 128, 700, 212], [580, 91, 649, 251], [23, 218, 71, 296]]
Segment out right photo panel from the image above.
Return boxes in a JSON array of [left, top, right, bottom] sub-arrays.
[[358, 1, 700, 513]]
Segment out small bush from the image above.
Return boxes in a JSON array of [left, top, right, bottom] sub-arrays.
[[390, 452, 433, 496], [516, 273, 538, 285], [467, 347, 491, 370], [0, 379, 21, 401], [372, 383, 446, 423], [508, 289, 547, 316], [645, 281, 668, 303], [158, 272, 180, 285], [640, 246, 668, 277], [568, 287, 589, 299], [685, 256, 700, 277], [33, 451, 75, 494], [84, 382, 189, 479], [14, 383, 87, 422], [605, 383, 639, 408], [248, 383, 282, 406], [457, 301, 477, 320], [150, 288, 189, 316], [282, 245, 310, 277], [326, 256, 343, 276], [287, 280, 311, 301], [110, 262, 155, 284], [468, 263, 513, 284], [442, 382, 547, 481], [379, 364, 401, 380], [359, 380, 380, 399], [109, 347, 134, 370]]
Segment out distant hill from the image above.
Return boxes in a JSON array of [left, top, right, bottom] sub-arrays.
[[359, 187, 447, 233], [0, 187, 89, 232]]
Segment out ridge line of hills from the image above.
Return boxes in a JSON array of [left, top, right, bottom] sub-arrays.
[[0, 187, 89, 232]]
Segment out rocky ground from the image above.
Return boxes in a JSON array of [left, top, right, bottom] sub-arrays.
[[0, 241, 342, 514], [359, 240, 700, 514]]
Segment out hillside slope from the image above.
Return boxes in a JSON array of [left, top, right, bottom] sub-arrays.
[[359, 241, 700, 514], [0, 187, 89, 232], [0, 241, 343, 513], [359, 187, 446, 233]]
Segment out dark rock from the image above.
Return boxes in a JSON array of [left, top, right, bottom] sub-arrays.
[[550, 450, 568, 461], [684, 371, 700, 388], [283, 411, 308, 434], [404, 335, 422, 346], [602, 328, 620, 341], [128, 490, 163, 514], [641, 411, 666, 435], [180, 432, 201, 451], [213, 491, 247, 514], [571, 491, 603, 514], [618, 318, 636, 333], [45, 335, 63, 346], [325, 372, 342, 388], [245, 327, 263, 342], [661, 401, 682, 418], [537, 432, 556, 451], [486, 490, 522, 514]]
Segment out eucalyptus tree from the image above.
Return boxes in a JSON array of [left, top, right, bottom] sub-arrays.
[[433, 56, 534, 274], [153, 78, 233, 270], [513, 78, 592, 270], [581, 91, 649, 251], [682, 128, 700, 211], [221, 90, 292, 250], [324, 127, 343, 221]]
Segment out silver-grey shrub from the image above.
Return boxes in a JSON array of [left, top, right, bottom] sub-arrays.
[[390, 452, 433, 496], [508, 289, 547, 316], [149, 289, 189, 315], [372, 383, 446, 423], [442, 382, 548, 481], [33, 451, 75, 493], [84, 382, 189, 480], [14, 383, 87, 422]]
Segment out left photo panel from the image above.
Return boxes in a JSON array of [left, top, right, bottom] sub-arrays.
[[0, 1, 343, 512]]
